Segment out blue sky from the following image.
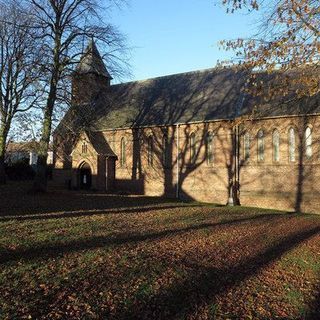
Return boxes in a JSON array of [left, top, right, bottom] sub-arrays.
[[109, 0, 259, 82]]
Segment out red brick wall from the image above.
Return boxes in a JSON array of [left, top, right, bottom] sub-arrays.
[[54, 115, 320, 214], [102, 122, 233, 203], [239, 115, 320, 213]]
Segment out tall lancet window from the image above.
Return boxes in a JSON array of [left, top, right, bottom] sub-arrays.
[[257, 129, 265, 162], [206, 132, 214, 164], [189, 133, 196, 164], [148, 135, 153, 166], [273, 130, 280, 162], [120, 137, 126, 167], [162, 134, 169, 167], [305, 126, 312, 159], [244, 132, 250, 160], [289, 127, 296, 162]]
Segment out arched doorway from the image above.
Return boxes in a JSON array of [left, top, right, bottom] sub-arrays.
[[79, 162, 92, 189]]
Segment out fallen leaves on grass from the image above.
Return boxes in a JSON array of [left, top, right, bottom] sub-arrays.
[[0, 184, 320, 319]]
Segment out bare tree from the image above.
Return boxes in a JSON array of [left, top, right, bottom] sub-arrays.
[[0, 0, 42, 184], [30, 0, 129, 192]]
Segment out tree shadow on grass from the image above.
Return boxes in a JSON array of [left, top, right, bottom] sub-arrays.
[[0, 204, 203, 222], [0, 185, 185, 217], [0, 201, 276, 223], [114, 225, 320, 319], [0, 213, 284, 265]]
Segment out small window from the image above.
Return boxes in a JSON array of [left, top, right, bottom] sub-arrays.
[[120, 137, 126, 166], [305, 126, 312, 159], [257, 129, 264, 162], [162, 134, 169, 167], [244, 132, 250, 160], [82, 142, 88, 154], [289, 127, 296, 162], [148, 135, 153, 166], [273, 130, 280, 162], [206, 132, 214, 164], [189, 133, 196, 163]]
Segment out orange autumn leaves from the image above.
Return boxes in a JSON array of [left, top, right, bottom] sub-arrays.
[[0, 187, 320, 319], [220, 0, 320, 103]]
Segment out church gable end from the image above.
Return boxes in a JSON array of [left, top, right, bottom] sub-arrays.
[[71, 132, 98, 164], [69, 131, 116, 191]]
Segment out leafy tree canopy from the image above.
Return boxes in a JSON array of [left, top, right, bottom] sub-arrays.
[[220, 0, 320, 99]]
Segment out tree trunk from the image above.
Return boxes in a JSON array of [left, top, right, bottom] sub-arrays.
[[33, 30, 61, 193], [33, 96, 55, 192], [33, 74, 57, 192], [0, 123, 9, 185], [0, 140, 6, 185]]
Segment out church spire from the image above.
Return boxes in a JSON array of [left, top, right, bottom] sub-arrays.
[[72, 40, 112, 106], [76, 39, 112, 80]]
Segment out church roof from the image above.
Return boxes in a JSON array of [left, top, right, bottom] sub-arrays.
[[76, 40, 112, 79], [57, 66, 320, 136], [86, 131, 117, 157], [89, 67, 248, 130]]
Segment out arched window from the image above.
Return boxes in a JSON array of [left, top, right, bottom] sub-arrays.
[[289, 127, 296, 162], [206, 132, 214, 164], [244, 132, 250, 160], [82, 142, 88, 154], [305, 126, 312, 159], [189, 132, 196, 163], [120, 137, 126, 166], [162, 134, 169, 167], [273, 130, 280, 162], [257, 129, 265, 162], [147, 135, 153, 166]]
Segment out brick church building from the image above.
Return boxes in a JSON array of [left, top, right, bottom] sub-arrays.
[[53, 41, 320, 214]]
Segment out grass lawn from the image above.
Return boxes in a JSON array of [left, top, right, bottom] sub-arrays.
[[0, 182, 320, 319]]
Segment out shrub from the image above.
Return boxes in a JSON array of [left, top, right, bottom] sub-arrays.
[[5, 159, 35, 180]]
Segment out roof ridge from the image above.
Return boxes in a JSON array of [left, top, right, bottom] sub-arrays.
[[111, 65, 242, 87]]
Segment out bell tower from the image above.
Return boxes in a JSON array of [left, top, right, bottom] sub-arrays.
[[72, 40, 112, 106]]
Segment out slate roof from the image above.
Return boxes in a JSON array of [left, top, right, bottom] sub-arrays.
[[86, 131, 117, 157], [75, 68, 320, 133], [239, 68, 320, 118], [56, 43, 320, 139], [86, 67, 249, 131], [76, 40, 112, 79]]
